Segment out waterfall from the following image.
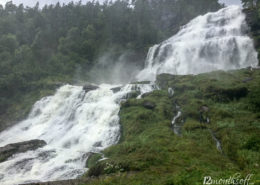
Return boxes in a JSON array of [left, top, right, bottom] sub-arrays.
[[0, 85, 131, 184], [0, 5, 258, 185], [0, 83, 155, 185], [137, 6, 258, 81]]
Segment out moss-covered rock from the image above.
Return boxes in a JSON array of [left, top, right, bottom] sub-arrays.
[[85, 153, 103, 169]]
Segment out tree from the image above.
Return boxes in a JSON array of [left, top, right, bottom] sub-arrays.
[[0, 34, 18, 54]]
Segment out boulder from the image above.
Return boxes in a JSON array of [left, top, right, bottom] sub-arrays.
[[85, 152, 103, 168], [83, 84, 99, 92], [93, 141, 102, 147], [130, 81, 151, 85], [143, 101, 156, 110], [199, 105, 210, 124], [0, 140, 47, 163], [110, 86, 122, 93], [123, 91, 140, 99]]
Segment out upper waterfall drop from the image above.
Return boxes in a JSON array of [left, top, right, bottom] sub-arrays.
[[136, 6, 258, 81]]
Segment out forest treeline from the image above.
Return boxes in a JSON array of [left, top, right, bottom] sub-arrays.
[[0, 0, 223, 116]]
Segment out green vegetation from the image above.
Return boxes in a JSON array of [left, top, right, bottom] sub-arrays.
[[82, 68, 260, 184], [86, 153, 103, 169], [0, 0, 222, 129]]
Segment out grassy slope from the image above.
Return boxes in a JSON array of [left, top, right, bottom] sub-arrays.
[[82, 68, 260, 185]]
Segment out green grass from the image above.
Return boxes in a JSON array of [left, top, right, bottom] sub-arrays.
[[82, 68, 260, 185]]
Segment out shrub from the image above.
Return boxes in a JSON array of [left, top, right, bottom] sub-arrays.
[[248, 87, 260, 112], [243, 135, 260, 151]]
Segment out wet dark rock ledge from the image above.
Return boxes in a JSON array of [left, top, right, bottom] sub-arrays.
[[0, 140, 47, 163]]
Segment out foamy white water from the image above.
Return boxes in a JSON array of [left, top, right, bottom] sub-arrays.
[[137, 6, 258, 81], [0, 83, 155, 185], [0, 84, 132, 184]]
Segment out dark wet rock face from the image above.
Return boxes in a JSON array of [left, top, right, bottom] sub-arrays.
[[0, 140, 47, 163], [124, 91, 140, 99], [199, 105, 210, 124], [93, 141, 102, 147], [143, 101, 156, 110], [83, 84, 99, 92], [130, 81, 151, 85], [110, 86, 122, 93], [85, 152, 103, 168]]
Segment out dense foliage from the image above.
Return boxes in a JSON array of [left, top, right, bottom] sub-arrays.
[[0, 0, 222, 127]]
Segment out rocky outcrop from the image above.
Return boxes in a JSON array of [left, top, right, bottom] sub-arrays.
[[143, 101, 156, 110], [85, 152, 103, 168], [130, 81, 151, 85], [110, 86, 122, 93], [0, 140, 47, 163], [83, 84, 99, 92], [199, 105, 210, 124], [123, 91, 140, 99]]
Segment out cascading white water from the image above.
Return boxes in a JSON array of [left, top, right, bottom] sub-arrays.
[[0, 5, 258, 185], [0, 83, 155, 185], [137, 6, 258, 81], [0, 84, 132, 184]]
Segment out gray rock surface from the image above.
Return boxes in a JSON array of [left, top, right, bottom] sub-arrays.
[[110, 86, 122, 93], [0, 140, 47, 163], [83, 84, 99, 92], [143, 101, 156, 110]]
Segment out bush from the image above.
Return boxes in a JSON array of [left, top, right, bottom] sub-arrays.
[[248, 87, 260, 111], [243, 135, 260, 151], [87, 163, 105, 177]]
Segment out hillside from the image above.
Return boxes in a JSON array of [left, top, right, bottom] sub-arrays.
[[82, 68, 260, 185], [24, 68, 260, 185]]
